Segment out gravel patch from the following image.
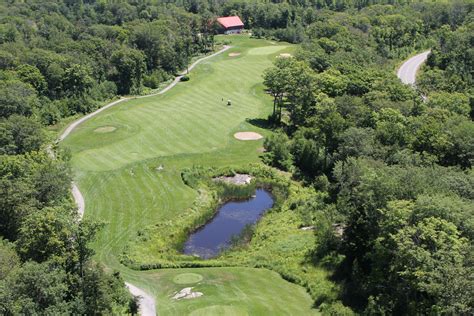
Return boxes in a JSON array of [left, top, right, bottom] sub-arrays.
[[214, 173, 252, 185]]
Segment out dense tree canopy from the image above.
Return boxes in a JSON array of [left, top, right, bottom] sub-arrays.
[[261, 0, 473, 313]]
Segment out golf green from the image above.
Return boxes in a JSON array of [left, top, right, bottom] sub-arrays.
[[173, 273, 204, 284], [62, 35, 317, 315]]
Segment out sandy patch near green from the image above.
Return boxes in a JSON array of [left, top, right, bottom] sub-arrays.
[[234, 132, 263, 140], [279, 53, 293, 58], [214, 174, 252, 185], [229, 52, 241, 57], [94, 126, 116, 133], [172, 287, 203, 300]]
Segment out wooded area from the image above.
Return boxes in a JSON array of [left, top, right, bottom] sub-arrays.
[[261, 1, 473, 314]]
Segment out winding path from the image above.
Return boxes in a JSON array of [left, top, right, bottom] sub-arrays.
[[397, 50, 430, 85], [59, 45, 231, 142], [61, 45, 230, 219], [56, 45, 231, 316], [126, 282, 156, 316]]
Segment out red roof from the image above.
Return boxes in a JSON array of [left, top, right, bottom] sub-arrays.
[[217, 16, 244, 29]]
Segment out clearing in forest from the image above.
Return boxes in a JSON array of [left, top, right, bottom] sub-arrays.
[[62, 36, 317, 315]]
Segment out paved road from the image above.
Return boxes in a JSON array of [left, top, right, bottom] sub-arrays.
[[59, 45, 231, 220], [397, 50, 430, 85], [126, 282, 156, 316], [59, 45, 231, 141], [55, 45, 231, 316], [71, 183, 85, 218]]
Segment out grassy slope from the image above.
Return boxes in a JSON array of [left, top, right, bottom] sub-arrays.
[[62, 36, 319, 314], [128, 267, 317, 316]]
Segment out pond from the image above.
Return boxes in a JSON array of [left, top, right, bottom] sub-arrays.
[[183, 189, 274, 259]]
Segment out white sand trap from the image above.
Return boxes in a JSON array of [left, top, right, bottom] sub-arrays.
[[228, 52, 241, 57], [279, 53, 292, 58], [172, 287, 203, 300], [94, 126, 116, 133], [234, 132, 263, 140]]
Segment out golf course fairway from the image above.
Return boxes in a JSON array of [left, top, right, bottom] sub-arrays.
[[62, 36, 318, 315]]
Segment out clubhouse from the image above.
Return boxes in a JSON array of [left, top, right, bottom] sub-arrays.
[[216, 16, 244, 35]]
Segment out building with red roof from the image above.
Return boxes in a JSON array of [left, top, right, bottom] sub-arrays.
[[216, 16, 244, 35]]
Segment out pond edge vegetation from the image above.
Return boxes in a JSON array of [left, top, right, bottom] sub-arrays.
[[120, 164, 289, 269], [120, 164, 341, 308]]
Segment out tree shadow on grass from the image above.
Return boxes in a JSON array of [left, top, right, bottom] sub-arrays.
[[246, 118, 273, 129]]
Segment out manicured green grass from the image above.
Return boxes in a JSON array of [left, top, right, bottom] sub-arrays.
[[126, 267, 319, 316], [62, 36, 318, 314]]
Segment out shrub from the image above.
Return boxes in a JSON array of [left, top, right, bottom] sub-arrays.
[[143, 69, 171, 89], [39, 100, 62, 125], [90, 80, 117, 100], [263, 132, 293, 171], [320, 301, 355, 315]]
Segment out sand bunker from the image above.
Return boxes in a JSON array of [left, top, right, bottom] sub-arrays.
[[172, 287, 203, 300], [279, 53, 292, 58], [228, 52, 241, 57], [234, 132, 263, 140], [214, 173, 252, 186], [94, 126, 116, 133]]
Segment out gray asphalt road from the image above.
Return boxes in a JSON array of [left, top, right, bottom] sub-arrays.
[[397, 50, 430, 85], [59, 45, 231, 140], [71, 183, 85, 218], [59, 46, 232, 221], [126, 282, 156, 316]]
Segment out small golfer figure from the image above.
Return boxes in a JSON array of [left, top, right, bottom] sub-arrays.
[[227, 99, 232, 106]]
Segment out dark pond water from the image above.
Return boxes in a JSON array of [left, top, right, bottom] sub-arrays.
[[183, 189, 274, 259]]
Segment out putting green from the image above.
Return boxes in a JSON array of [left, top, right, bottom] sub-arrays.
[[134, 267, 319, 316], [62, 35, 316, 315], [247, 46, 286, 55], [173, 273, 204, 284]]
